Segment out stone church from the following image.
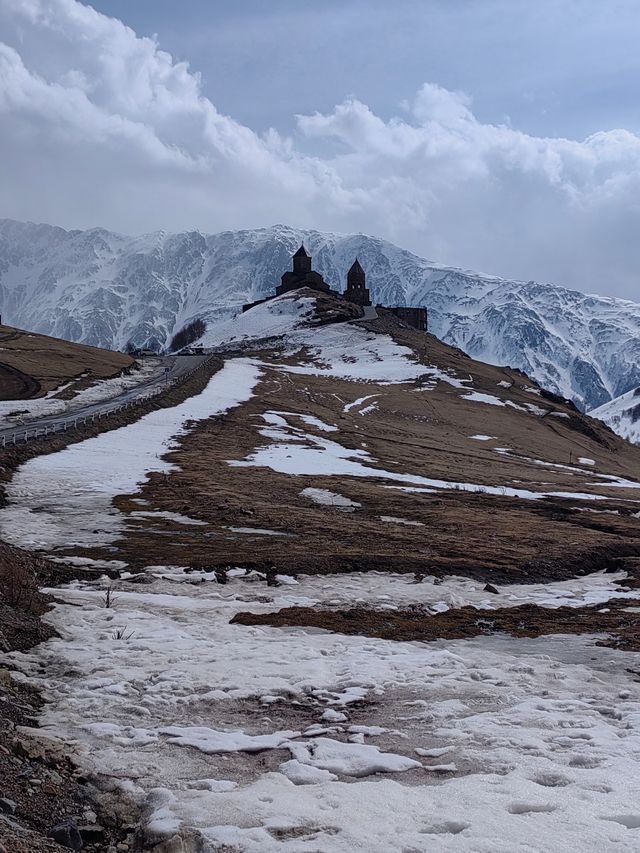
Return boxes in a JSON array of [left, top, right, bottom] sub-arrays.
[[343, 258, 371, 307], [243, 244, 426, 332], [275, 245, 331, 296]]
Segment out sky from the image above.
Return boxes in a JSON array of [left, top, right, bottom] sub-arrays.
[[1, 0, 640, 298]]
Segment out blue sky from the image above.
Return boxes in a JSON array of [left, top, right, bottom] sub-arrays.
[[1, 0, 640, 298]]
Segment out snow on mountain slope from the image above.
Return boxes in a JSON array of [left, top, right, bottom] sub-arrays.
[[2, 218, 639, 411], [592, 388, 640, 445]]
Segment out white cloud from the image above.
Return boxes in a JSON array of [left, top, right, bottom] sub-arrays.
[[0, 0, 639, 298]]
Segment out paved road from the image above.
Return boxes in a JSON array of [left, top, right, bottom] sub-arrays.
[[0, 354, 209, 442]]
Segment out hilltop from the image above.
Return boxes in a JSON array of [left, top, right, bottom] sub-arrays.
[[2, 218, 640, 412]]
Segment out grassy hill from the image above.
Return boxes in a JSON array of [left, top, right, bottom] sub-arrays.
[[0, 324, 133, 401]]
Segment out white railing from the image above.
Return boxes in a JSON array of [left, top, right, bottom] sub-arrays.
[[0, 356, 215, 449]]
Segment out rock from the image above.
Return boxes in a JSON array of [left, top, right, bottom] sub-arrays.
[[47, 769, 64, 785], [0, 798, 16, 815], [0, 668, 12, 685], [14, 737, 46, 761], [79, 824, 106, 844], [484, 583, 500, 594], [151, 836, 187, 853], [49, 819, 84, 850]]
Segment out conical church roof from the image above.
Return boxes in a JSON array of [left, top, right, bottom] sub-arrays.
[[293, 244, 310, 258]]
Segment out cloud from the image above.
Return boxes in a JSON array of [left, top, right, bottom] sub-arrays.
[[0, 0, 639, 298]]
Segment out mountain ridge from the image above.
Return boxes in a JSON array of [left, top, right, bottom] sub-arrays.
[[2, 217, 639, 411]]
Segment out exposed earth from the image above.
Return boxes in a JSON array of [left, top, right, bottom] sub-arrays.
[[2, 291, 640, 851], [0, 325, 133, 400]]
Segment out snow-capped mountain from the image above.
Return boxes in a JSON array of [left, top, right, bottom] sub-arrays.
[[2, 217, 639, 412], [591, 388, 640, 445]]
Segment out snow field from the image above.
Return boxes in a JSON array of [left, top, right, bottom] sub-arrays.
[[230, 410, 636, 504], [2, 322, 640, 851], [201, 294, 316, 347], [6, 567, 640, 852], [0, 358, 262, 550], [592, 387, 640, 446], [205, 293, 468, 387]]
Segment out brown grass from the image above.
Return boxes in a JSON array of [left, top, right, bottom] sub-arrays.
[[63, 303, 640, 584], [0, 324, 133, 399], [231, 592, 640, 652]]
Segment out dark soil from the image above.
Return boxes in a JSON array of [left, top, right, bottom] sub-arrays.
[[232, 593, 640, 651], [0, 362, 41, 400], [0, 542, 141, 852]]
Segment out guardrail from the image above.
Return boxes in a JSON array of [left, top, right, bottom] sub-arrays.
[[0, 355, 216, 450]]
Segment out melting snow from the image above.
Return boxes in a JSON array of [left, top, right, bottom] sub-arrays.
[[379, 515, 424, 527], [0, 359, 262, 550], [343, 394, 378, 413], [6, 567, 640, 853], [300, 488, 361, 510], [229, 412, 632, 504]]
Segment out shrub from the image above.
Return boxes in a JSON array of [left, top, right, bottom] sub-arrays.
[[169, 318, 206, 352]]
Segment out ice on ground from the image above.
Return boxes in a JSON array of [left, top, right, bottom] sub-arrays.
[[7, 568, 640, 853], [269, 410, 337, 432], [300, 487, 361, 510], [226, 527, 289, 536], [463, 391, 507, 406], [579, 457, 596, 466], [358, 402, 379, 415], [287, 737, 422, 777], [47, 556, 129, 570], [282, 322, 431, 384], [129, 510, 207, 526], [278, 759, 337, 785], [201, 295, 315, 347], [0, 359, 261, 550], [204, 295, 459, 387], [379, 515, 424, 527], [470, 434, 496, 441], [524, 402, 549, 416], [161, 726, 300, 754], [343, 394, 378, 413]]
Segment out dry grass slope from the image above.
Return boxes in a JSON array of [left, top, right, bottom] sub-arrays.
[[0, 324, 133, 400]]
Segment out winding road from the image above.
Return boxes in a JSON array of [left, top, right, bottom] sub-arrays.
[[0, 354, 209, 444]]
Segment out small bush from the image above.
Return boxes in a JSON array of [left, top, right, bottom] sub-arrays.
[[169, 318, 206, 352], [102, 585, 117, 608]]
